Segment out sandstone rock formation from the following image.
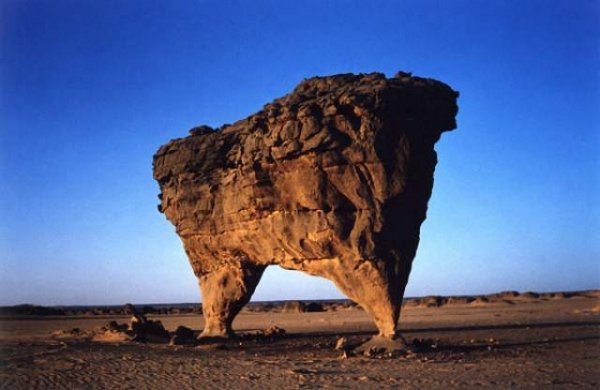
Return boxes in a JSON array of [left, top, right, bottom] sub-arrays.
[[153, 71, 458, 350]]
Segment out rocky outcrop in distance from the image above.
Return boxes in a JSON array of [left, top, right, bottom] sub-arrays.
[[153, 71, 459, 351]]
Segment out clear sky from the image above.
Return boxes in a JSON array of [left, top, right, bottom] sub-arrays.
[[1, 0, 598, 305]]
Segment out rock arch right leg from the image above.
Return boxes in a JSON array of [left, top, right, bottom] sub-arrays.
[[288, 256, 412, 352], [330, 259, 412, 352]]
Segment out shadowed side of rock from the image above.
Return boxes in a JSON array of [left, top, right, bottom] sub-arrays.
[[153, 71, 458, 349]]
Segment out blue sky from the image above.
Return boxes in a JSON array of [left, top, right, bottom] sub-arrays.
[[1, 0, 598, 305]]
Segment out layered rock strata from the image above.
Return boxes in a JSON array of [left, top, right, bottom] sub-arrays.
[[153, 71, 458, 348]]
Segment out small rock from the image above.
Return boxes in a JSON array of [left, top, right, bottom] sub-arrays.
[[170, 334, 193, 346], [101, 321, 128, 332], [52, 328, 86, 338], [92, 330, 133, 343], [129, 313, 169, 342], [174, 325, 195, 340], [169, 325, 195, 345], [263, 326, 286, 337], [335, 337, 348, 350]]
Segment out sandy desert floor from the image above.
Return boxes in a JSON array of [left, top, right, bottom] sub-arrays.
[[1, 293, 599, 389]]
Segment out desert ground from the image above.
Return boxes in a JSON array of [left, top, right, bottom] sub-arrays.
[[1, 291, 598, 389]]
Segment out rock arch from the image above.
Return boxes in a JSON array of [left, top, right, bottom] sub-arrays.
[[153, 71, 458, 351]]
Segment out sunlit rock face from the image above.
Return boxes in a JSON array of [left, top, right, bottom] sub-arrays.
[[153, 72, 458, 343]]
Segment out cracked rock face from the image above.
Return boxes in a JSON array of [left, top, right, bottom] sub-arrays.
[[153, 72, 458, 342]]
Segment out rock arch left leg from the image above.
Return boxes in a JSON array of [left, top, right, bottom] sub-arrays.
[[199, 263, 266, 338]]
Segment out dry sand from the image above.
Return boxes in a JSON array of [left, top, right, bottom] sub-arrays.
[[1, 292, 598, 389]]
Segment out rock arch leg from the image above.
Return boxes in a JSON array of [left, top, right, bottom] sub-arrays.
[[199, 263, 266, 338], [319, 258, 412, 353]]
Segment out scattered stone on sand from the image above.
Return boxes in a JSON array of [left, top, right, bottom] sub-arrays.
[[129, 314, 170, 342], [262, 326, 286, 338], [169, 325, 196, 346], [18, 289, 598, 388], [101, 321, 128, 332], [51, 316, 187, 345], [92, 320, 133, 343], [153, 71, 459, 352], [335, 336, 348, 350], [52, 327, 91, 339], [412, 338, 442, 352], [174, 325, 195, 339], [92, 329, 133, 343]]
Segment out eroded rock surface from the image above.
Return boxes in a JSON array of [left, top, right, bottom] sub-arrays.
[[153, 71, 458, 347]]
